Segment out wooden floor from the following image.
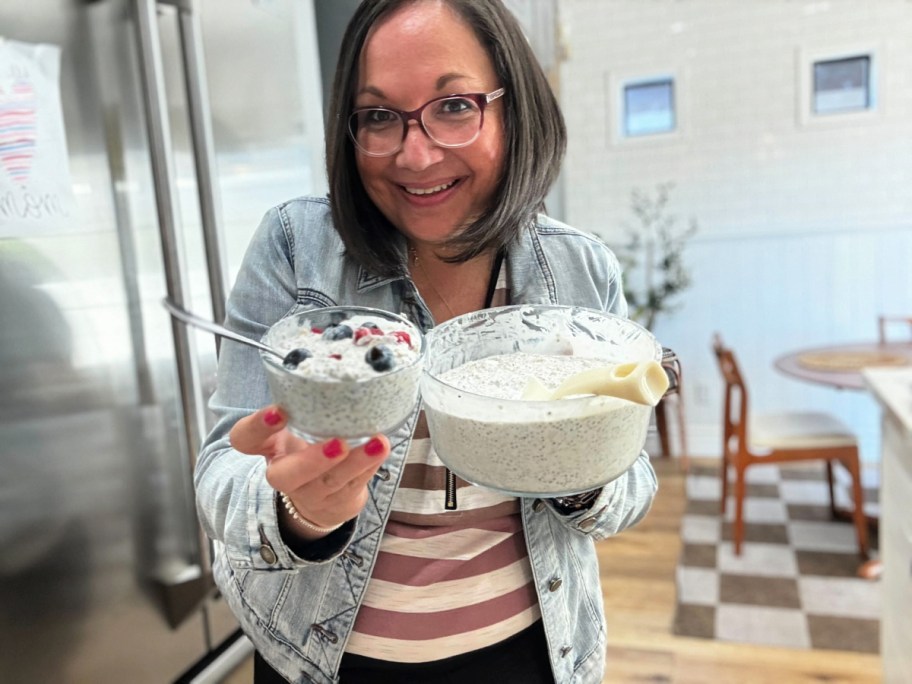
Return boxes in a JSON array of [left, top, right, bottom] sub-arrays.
[[223, 457, 882, 684], [598, 457, 881, 684]]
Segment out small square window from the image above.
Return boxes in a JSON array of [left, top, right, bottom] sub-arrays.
[[813, 55, 871, 115], [624, 79, 675, 137]]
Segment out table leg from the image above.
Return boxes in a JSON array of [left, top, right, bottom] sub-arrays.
[[655, 401, 671, 458]]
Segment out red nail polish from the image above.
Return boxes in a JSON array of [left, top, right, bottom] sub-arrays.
[[364, 437, 385, 457], [264, 409, 282, 426], [323, 438, 344, 458]]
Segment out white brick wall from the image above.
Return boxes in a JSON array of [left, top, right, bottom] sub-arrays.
[[555, 0, 912, 460]]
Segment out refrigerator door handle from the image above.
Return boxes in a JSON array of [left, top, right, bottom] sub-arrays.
[[174, 0, 229, 327], [134, 0, 212, 615]]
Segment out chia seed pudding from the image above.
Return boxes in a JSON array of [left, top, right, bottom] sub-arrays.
[[260, 307, 425, 444], [422, 352, 652, 496]]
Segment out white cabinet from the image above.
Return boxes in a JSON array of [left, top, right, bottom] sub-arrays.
[[864, 368, 912, 684]]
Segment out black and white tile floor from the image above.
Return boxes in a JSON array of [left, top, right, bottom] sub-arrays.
[[673, 463, 880, 653]]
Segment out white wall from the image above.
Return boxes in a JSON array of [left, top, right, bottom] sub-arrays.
[[556, 0, 912, 461]]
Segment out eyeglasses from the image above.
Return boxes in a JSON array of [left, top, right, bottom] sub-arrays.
[[348, 88, 505, 157]]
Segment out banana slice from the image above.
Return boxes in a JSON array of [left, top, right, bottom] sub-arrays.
[[521, 375, 553, 401], [521, 360, 669, 406]]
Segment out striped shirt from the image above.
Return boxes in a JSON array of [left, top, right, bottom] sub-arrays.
[[346, 258, 541, 662]]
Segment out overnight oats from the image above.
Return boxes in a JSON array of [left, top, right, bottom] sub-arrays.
[[260, 306, 425, 444], [420, 305, 662, 497]]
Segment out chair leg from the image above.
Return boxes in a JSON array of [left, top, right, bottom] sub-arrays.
[[720, 459, 729, 515], [733, 465, 747, 556], [824, 460, 837, 519], [840, 455, 870, 560], [674, 395, 689, 473], [655, 401, 671, 458]]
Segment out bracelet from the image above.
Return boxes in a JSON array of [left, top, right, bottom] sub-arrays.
[[279, 493, 344, 535]]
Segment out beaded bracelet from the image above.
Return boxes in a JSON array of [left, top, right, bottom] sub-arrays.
[[279, 493, 344, 535]]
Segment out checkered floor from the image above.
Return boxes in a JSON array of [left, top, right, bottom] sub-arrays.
[[672, 463, 881, 653]]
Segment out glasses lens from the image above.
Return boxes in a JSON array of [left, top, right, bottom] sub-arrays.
[[349, 109, 404, 156], [423, 96, 483, 147]]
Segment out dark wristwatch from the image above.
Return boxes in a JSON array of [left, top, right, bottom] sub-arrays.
[[550, 488, 602, 514]]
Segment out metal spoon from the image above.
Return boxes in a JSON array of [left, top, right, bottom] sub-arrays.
[[162, 297, 286, 362]]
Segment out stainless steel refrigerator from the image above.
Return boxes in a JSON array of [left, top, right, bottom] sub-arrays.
[[0, 0, 330, 681]]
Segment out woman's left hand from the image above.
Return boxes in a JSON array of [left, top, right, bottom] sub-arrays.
[[229, 405, 391, 540]]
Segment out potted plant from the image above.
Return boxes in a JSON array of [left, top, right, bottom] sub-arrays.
[[616, 183, 697, 330]]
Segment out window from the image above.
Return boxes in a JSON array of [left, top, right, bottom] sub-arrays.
[[813, 55, 871, 115], [623, 79, 675, 137]]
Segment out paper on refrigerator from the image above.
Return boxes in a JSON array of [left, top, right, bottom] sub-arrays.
[[0, 38, 75, 238]]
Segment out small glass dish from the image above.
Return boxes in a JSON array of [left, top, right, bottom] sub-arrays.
[[420, 305, 662, 497], [260, 306, 425, 445]]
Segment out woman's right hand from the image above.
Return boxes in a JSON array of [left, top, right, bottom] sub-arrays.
[[230, 405, 391, 540]]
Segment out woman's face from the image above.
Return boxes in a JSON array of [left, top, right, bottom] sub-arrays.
[[354, 1, 506, 248]]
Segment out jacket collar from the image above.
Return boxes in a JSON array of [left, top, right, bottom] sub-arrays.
[[356, 234, 409, 293], [507, 219, 559, 305]]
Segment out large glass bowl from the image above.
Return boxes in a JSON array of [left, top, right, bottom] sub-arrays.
[[260, 306, 425, 445], [420, 305, 662, 496]]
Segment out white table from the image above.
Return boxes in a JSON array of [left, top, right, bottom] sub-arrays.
[[863, 368, 912, 684]]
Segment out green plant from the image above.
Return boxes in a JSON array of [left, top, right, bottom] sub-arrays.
[[617, 183, 697, 330]]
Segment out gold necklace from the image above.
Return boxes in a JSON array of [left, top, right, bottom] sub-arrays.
[[409, 247, 458, 318]]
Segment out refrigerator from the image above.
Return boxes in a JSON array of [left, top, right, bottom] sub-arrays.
[[0, 0, 332, 681]]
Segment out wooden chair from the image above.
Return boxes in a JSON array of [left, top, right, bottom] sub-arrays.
[[711, 334, 869, 558], [878, 315, 912, 343]]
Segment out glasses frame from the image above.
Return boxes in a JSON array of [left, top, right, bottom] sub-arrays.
[[348, 87, 506, 157]]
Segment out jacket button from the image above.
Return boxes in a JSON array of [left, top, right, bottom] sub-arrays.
[[343, 548, 364, 567], [259, 543, 278, 565], [311, 624, 339, 644], [532, 498, 546, 512], [578, 516, 597, 531], [548, 578, 563, 592]]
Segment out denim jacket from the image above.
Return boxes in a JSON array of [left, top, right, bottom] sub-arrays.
[[196, 197, 658, 684]]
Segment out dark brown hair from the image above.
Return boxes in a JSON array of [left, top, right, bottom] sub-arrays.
[[326, 0, 566, 276]]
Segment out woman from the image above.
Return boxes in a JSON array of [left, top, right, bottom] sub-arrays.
[[196, 1, 658, 682]]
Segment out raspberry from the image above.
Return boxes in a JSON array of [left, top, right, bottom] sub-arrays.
[[391, 330, 412, 347]]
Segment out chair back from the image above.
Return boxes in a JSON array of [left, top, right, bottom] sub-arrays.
[[712, 334, 749, 459], [878, 315, 912, 343]]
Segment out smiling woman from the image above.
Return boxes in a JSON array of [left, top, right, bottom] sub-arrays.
[[326, 0, 566, 278], [351, 4, 507, 273], [194, 2, 659, 683]]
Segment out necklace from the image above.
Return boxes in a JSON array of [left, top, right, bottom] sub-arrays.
[[409, 247, 458, 318]]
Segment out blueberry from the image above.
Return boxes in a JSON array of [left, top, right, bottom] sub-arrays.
[[322, 324, 353, 341], [282, 347, 312, 369], [365, 344, 396, 372]]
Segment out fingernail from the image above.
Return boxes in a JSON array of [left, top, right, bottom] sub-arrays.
[[323, 438, 344, 458], [264, 409, 282, 426], [364, 437, 385, 457]]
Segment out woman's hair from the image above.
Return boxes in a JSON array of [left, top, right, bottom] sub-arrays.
[[325, 0, 567, 276]]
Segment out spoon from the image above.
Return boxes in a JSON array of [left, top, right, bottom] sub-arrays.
[[162, 298, 287, 362]]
